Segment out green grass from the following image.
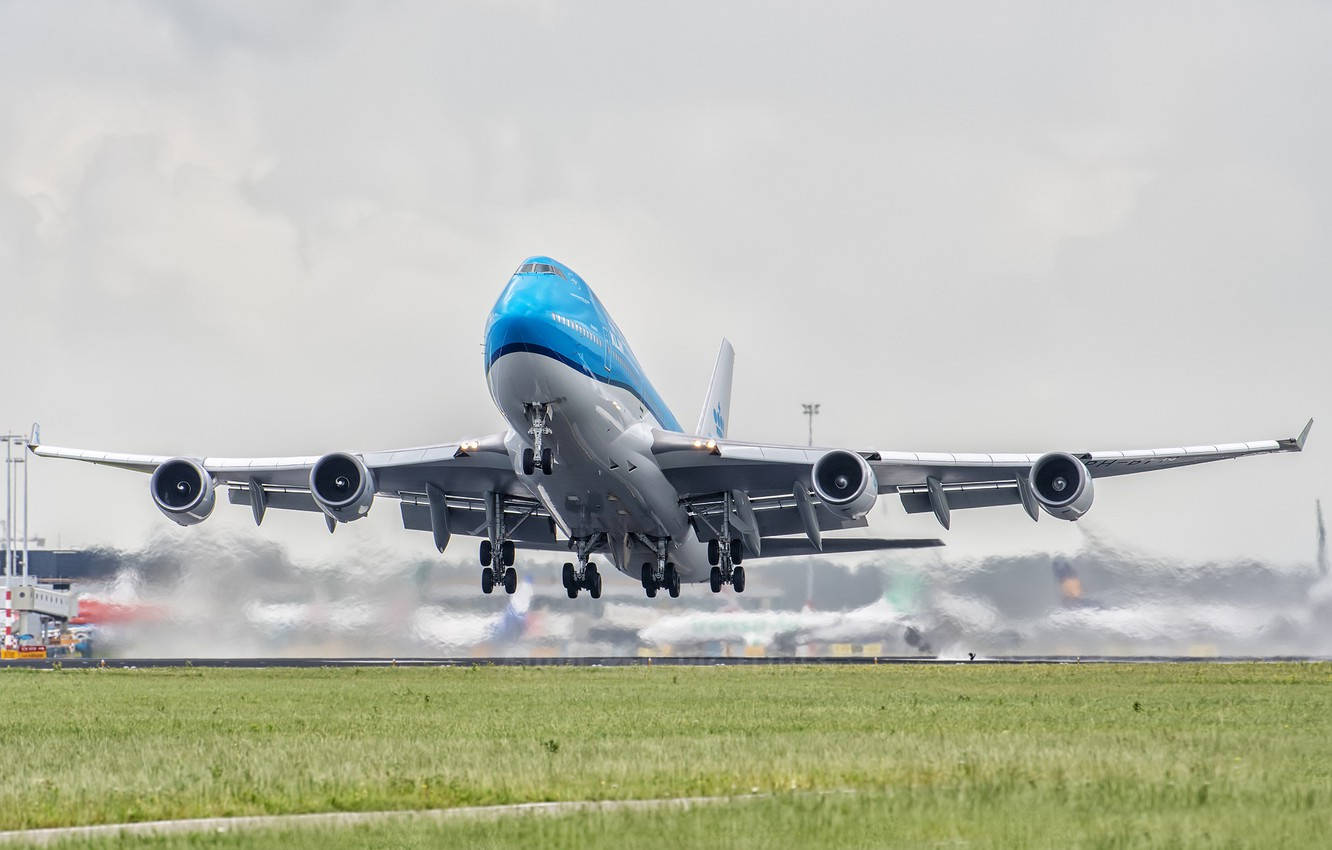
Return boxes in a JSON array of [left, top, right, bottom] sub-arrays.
[[2, 664, 1330, 848]]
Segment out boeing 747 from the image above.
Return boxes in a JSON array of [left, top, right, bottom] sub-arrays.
[[31, 257, 1313, 600]]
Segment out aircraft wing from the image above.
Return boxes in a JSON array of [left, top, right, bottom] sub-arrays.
[[653, 419, 1311, 529], [30, 430, 559, 549]]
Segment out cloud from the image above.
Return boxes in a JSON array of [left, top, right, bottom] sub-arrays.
[[0, 1, 1326, 570]]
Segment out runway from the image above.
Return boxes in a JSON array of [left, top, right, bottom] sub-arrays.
[[1, 655, 1327, 668]]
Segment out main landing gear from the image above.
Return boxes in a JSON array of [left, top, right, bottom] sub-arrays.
[[638, 536, 680, 599], [562, 534, 605, 599], [480, 539, 516, 595], [702, 494, 746, 594], [521, 402, 555, 475], [480, 492, 518, 594]]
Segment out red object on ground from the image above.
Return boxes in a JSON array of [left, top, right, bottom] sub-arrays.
[[72, 598, 165, 625]]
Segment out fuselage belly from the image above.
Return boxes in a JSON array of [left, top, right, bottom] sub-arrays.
[[483, 259, 709, 582]]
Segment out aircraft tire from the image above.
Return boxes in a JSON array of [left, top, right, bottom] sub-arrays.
[[562, 562, 575, 589], [707, 539, 719, 566], [540, 447, 553, 475], [481, 567, 495, 594], [664, 563, 679, 598], [732, 566, 746, 593], [480, 539, 492, 567], [501, 540, 516, 566], [730, 538, 744, 565], [645, 582, 657, 598], [503, 566, 517, 594], [590, 570, 602, 599], [709, 566, 722, 593], [640, 563, 653, 589], [566, 583, 578, 599], [522, 447, 535, 475]]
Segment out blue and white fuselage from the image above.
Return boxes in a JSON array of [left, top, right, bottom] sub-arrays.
[[484, 256, 710, 583], [34, 256, 1307, 601]]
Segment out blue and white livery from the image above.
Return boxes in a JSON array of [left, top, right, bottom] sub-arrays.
[[32, 257, 1313, 599]]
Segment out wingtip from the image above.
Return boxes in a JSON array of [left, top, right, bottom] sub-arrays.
[[1296, 418, 1314, 451], [1280, 418, 1314, 452]]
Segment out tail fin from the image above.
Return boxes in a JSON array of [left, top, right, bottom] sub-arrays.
[[1317, 499, 1327, 577], [695, 339, 735, 439]]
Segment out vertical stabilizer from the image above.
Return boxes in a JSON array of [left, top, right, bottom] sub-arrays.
[[695, 339, 735, 439], [1318, 499, 1327, 577]]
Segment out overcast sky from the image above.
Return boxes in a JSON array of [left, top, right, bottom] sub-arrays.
[[1, 1, 1327, 568]]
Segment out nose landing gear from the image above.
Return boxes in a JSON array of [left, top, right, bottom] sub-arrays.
[[522, 403, 555, 475]]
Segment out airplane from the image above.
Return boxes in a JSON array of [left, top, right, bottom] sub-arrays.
[[30, 256, 1314, 601]]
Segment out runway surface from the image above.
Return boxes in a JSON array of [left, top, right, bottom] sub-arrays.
[[2, 655, 1327, 668]]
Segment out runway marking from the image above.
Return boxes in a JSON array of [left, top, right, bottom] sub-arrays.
[[0, 795, 768, 845]]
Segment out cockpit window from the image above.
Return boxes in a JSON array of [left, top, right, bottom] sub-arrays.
[[514, 262, 565, 278]]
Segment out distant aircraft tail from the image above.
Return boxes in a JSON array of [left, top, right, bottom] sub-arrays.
[[695, 339, 734, 439], [1318, 499, 1327, 577]]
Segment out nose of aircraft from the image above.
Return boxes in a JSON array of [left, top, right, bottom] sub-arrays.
[[487, 265, 560, 356]]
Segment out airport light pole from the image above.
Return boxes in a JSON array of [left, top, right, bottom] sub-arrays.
[[2, 433, 30, 586], [801, 403, 820, 447]]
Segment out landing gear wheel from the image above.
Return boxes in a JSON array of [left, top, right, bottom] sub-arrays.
[[664, 563, 680, 598], [522, 447, 535, 475], [640, 563, 653, 589], [707, 539, 720, 566], [503, 566, 517, 594], [645, 582, 657, 599], [540, 447, 553, 475], [481, 567, 495, 594], [732, 566, 746, 593], [588, 566, 602, 599], [566, 582, 579, 599], [562, 562, 575, 590], [729, 538, 744, 565], [501, 540, 516, 567], [709, 566, 722, 593], [480, 539, 493, 567]]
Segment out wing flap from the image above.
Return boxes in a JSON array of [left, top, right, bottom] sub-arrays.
[[899, 482, 1023, 515], [749, 537, 944, 559]]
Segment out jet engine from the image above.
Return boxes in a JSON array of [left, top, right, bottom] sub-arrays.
[[149, 458, 216, 526], [812, 450, 879, 519], [1028, 452, 1094, 520], [310, 452, 376, 522]]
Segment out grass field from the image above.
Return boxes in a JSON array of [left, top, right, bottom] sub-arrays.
[[1, 664, 1329, 848]]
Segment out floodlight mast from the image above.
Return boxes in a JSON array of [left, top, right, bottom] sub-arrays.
[[801, 403, 820, 447], [2, 432, 32, 586]]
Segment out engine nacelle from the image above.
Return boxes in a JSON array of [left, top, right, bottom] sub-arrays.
[[812, 450, 879, 519], [149, 458, 216, 526], [1029, 452, 1094, 521], [310, 452, 376, 523]]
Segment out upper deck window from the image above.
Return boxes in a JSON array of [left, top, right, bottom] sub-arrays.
[[515, 262, 566, 278]]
